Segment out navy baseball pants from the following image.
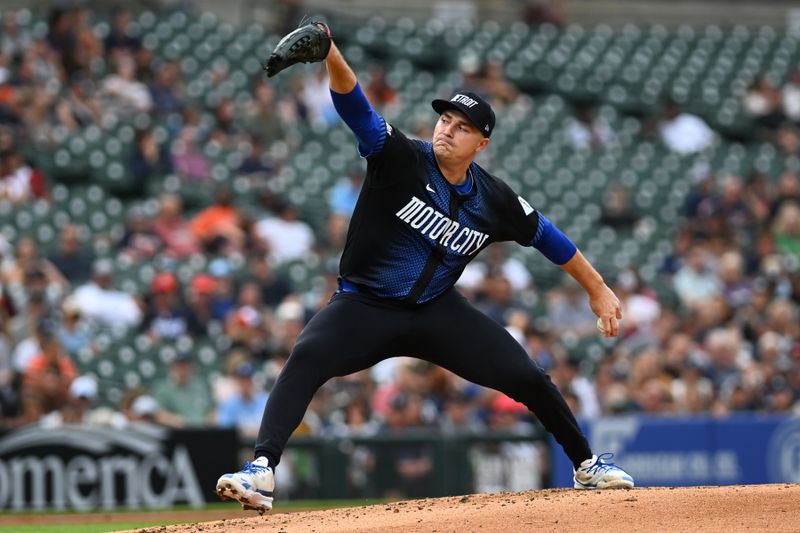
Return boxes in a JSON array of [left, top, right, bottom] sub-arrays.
[[254, 288, 592, 468]]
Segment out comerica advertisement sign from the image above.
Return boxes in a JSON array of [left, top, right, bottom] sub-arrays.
[[0, 425, 238, 510]]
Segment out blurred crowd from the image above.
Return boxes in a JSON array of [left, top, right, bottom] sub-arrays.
[[1, 5, 799, 496], [743, 72, 800, 153], [0, 4, 543, 445]]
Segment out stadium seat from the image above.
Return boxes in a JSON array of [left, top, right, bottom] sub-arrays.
[[6, 10, 800, 411]]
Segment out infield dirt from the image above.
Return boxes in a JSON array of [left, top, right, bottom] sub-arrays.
[[120, 483, 799, 533]]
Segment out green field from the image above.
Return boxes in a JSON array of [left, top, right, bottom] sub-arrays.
[[0, 522, 192, 533], [0, 500, 384, 533]]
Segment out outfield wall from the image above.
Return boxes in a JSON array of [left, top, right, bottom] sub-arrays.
[[2, 415, 798, 510], [0, 426, 239, 511], [551, 414, 800, 487]]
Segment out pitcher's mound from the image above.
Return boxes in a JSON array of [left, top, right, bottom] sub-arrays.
[[139, 484, 800, 533]]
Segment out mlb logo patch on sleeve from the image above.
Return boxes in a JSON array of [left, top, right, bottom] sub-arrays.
[[517, 196, 534, 216]]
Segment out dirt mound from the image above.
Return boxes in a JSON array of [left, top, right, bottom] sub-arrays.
[[124, 484, 799, 533]]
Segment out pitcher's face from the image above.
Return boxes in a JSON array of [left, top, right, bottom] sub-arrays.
[[432, 110, 489, 163]]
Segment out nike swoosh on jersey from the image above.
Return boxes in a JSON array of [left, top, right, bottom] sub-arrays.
[[426, 183, 436, 193]]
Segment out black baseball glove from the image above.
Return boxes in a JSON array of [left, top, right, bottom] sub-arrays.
[[263, 21, 332, 77]]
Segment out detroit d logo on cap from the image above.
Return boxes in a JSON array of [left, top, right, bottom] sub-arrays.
[[450, 94, 479, 108]]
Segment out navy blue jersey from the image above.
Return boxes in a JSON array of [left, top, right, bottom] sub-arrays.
[[339, 123, 541, 304]]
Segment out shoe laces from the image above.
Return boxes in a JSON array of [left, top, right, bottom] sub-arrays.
[[584, 453, 621, 475], [241, 461, 269, 475]]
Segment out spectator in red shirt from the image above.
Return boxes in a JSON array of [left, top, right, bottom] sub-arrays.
[[0, 148, 47, 204]]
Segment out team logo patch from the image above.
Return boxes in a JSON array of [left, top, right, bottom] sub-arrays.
[[517, 196, 534, 216], [450, 94, 479, 108]]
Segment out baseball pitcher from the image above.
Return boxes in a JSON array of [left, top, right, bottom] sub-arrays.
[[216, 21, 634, 513]]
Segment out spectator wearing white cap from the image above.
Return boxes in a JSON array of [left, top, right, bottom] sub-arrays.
[[69, 375, 97, 402], [128, 394, 161, 424], [41, 375, 126, 428], [272, 296, 308, 353]]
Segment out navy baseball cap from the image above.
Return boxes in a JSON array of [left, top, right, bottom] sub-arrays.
[[234, 362, 254, 378], [431, 91, 496, 138]]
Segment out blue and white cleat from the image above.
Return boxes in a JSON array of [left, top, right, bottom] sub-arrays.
[[216, 456, 275, 514], [573, 453, 635, 489]]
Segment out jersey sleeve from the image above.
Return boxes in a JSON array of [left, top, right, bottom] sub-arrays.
[[495, 184, 577, 264], [330, 83, 387, 158], [495, 181, 541, 246], [363, 122, 420, 187]]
